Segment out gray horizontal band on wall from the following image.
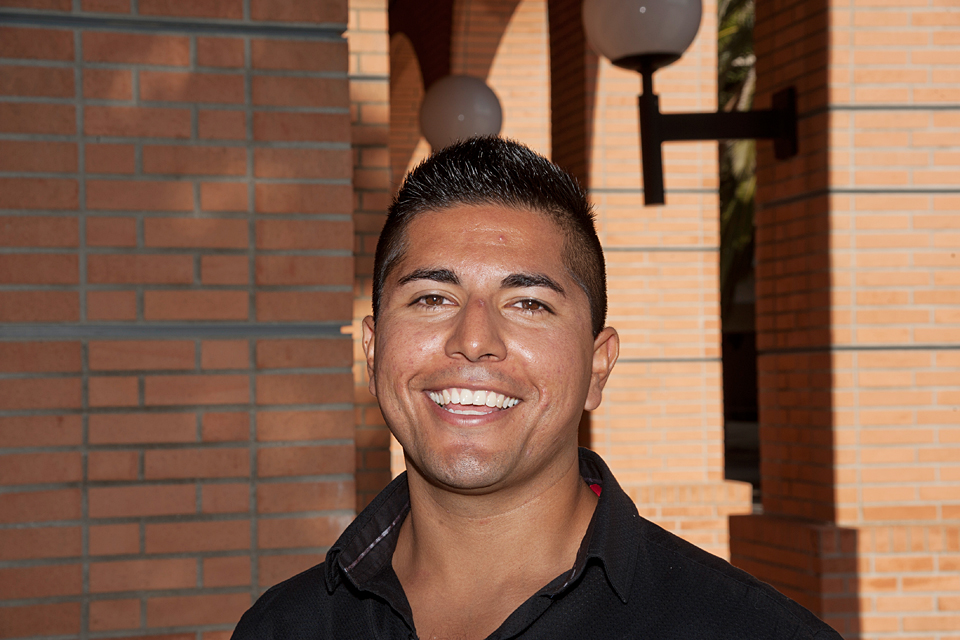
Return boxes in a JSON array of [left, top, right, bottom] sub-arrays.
[[762, 186, 960, 209], [0, 10, 345, 39], [814, 103, 960, 113], [0, 323, 349, 340], [617, 357, 721, 364], [588, 187, 716, 194], [603, 246, 719, 252], [759, 343, 960, 356]]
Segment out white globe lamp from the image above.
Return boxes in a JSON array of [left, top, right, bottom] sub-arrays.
[[582, 0, 703, 72], [581, 0, 796, 205], [419, 75, 503, 150]]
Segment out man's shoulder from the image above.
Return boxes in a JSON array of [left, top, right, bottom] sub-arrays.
[[230, 563, 330, 640], [230, 473, 412, 640], [629, 517, 841, 638]]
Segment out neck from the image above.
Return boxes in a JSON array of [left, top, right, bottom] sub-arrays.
[[393, 451, 597, 588]]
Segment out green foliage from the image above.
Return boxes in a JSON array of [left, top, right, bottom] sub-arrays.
[[718, 0, 756, 320]]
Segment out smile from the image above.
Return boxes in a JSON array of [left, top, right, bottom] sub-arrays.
[[427, 388, 520, 415]]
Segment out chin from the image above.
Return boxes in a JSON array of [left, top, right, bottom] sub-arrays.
[[416, 446, 510, 491]]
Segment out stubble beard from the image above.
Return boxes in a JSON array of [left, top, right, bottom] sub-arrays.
[[409, 440, 511, 493]]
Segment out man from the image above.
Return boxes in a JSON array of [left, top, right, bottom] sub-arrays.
[[232, 137, 842, 639]]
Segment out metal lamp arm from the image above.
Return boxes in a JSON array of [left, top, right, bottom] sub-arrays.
[[639, 82, 797, 205]]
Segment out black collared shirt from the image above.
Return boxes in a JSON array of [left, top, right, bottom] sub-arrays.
[[232, 449, 842, 639]]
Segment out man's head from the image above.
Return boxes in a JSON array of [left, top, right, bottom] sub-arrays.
[[362, 137, 618, 495], [373, 136, 607, 337]]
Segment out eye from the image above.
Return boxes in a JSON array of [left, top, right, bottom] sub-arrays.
[[415, 294, 450, 307], [514, 299, 552, 314]]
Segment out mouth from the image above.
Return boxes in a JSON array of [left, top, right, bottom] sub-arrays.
[[427, 388, 521, 416]]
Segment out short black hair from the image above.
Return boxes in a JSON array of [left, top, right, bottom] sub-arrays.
[[372, 136, 607, 336]]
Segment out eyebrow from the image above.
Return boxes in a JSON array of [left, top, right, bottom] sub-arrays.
[[501, 272, 565, 295], [397, 268, 460, 287], [397, 267, 565, 296]]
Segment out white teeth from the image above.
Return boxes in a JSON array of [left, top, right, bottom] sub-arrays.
[[428, 388, 520, 411]]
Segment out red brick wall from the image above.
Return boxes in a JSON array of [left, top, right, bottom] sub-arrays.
[[412, 0, 751, 559], [0, 2, 356, 638]]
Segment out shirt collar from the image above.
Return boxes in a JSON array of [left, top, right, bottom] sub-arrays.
[[554, 448, 640, 603], [325, 448, 640, 604], [324, 471, 410, 593]]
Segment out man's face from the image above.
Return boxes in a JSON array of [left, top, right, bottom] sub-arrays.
[[362, 204, 618, 494]]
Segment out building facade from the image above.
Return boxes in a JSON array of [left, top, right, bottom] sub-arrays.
[[0, 0, 956, 638]]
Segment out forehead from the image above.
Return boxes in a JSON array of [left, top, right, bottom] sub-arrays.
[[399, 204, 566, 273], [406, 205, 563, 252]]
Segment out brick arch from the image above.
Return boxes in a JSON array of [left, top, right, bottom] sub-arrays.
[[389, 33, 431, 191], [388, 0, 454, 89], [450, 0, 522, 80], [546, 0, 599, 186], [391, 0, 551, 155], [458, 0, 551, 154]]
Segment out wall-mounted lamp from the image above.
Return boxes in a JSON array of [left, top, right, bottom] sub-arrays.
[[419, 74, 503, 150], [582, 0, 797, 205]]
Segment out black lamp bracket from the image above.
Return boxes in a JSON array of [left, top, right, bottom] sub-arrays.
[[638, 69, 798, 205]]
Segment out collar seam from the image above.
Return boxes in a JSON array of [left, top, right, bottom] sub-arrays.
[[344, 500, 410, 575]]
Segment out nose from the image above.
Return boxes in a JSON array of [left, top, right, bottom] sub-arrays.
[[445, 298, 507, 362]]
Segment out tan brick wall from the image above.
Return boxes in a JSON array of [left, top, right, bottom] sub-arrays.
[[347, 0, 393, 509], [583, 0, 753, 559], [0, 2, 356, 637], [733, 0, 960, 636]]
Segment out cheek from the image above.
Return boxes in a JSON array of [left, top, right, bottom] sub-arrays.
[[512, 329, 592, 387], [375, 323, 445, 376]]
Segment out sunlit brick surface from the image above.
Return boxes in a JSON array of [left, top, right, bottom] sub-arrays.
[[733, 0, 960, 637], [347, 0, 393, 509], [583, 0, 752, 559]]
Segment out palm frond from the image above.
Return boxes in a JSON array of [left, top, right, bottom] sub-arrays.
[[718, 0, 756, 321]]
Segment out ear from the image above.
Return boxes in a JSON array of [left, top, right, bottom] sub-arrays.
[[361, 315, 377, 397], [584, 326, 619, 411]]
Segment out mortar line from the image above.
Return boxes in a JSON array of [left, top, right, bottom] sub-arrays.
[[0, 11, 345, 39]]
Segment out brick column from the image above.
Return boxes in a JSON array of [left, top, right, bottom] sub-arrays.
[[731, 1, 960, 637], [0, 2, 355, 638]]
